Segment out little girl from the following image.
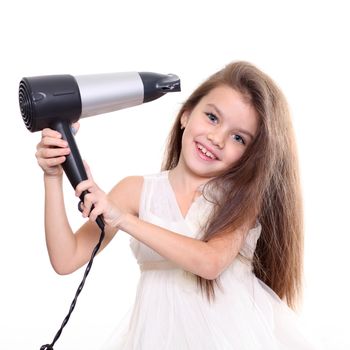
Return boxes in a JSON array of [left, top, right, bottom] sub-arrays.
[[36, 61, 316, 349]]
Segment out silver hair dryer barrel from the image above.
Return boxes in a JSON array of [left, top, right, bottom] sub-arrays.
[[19, 71, 180, 132]]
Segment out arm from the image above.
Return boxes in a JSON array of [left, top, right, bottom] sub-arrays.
[[43, 173, 118, 275], [36, 127, 82, 274], [119, 214, 248, 280], [77, 167, 249, 280], [36, 126, 138, 275], [44, 173, 141, 275]]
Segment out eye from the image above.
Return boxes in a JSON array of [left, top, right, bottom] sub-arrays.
[[232, 134, 245, 145], [205, 112, 218, 124]]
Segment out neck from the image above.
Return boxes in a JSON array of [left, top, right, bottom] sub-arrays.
[[168, 166, 211, 196]]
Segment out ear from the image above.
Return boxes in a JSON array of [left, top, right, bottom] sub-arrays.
[[180, 111, 190, 129]]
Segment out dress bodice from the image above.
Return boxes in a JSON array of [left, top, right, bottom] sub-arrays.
[[130, 171, 261, 267]]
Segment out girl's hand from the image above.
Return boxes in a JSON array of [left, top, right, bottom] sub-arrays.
[[75, 161, 124, 228], [36, 122, 80, 177]]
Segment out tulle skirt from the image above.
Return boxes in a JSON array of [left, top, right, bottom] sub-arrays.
[[101, 259, 316, 350]]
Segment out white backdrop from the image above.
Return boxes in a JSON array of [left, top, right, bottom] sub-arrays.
[[1, 1, 349, 349]]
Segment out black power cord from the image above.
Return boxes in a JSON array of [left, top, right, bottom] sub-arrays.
[[40, 198, 105, 350]]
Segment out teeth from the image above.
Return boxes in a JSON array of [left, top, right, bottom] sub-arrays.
[[197, 143, 216, 159]]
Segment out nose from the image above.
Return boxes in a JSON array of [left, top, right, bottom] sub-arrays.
[[207, 130, 225, 149]]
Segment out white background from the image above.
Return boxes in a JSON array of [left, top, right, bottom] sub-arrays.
[[1, 1, 349, 349]]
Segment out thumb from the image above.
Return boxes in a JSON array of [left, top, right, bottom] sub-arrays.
[[83, 160, 93, 181], [70, 121, 80, 135]]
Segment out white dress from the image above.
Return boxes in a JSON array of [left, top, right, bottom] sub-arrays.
[[101, 171, 316, 349]]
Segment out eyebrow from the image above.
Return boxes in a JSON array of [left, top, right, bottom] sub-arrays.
[[207, 103, 255, 140]]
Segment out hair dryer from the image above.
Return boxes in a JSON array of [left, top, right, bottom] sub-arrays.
[[19, 72, 180, 228], [19, 72, 181, 350]]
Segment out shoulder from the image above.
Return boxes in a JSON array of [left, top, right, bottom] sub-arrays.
[[108, 175, 144, 216], [115, 175, 144, 188]]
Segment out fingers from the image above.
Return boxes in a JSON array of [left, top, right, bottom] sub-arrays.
[[74, 162, 106, 221], [75, 162, 95, 197], [36, 135, 70, 163], [37, 155, 67, 169], [88, 203, 104, 222], [79, 192, 95, 218], [83, 160, 93, 181], [38, 128, 67, 151], [41, 127, 62, 139], [36, 146, 70, 159], [38, 131, 67, 148], [79, 200, 100, 221], [74, 166, 108, 222], [36, 125, 81, 173], [75, 179, 95, 198], [36, 128, 70, 175], [78, 188, 106, 222]]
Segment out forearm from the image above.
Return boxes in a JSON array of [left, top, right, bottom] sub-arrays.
[[120, 213, 217, 279], [44, 174, 77, 273]]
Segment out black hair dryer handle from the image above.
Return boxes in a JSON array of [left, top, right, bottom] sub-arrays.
[[52, 120, 105, 231], [52, 120, 86, 188]]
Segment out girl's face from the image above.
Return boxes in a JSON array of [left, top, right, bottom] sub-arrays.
[[179, 85, 258, 179]]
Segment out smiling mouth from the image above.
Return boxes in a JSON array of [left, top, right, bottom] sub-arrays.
[[195, 142, 218, 160]]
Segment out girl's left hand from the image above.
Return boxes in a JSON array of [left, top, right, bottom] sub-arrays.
[[75, 161, 124, 228]]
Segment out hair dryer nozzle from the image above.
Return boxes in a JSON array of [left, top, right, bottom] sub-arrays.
[[139, 73, 181, 102], [156, 74, 181, 92]]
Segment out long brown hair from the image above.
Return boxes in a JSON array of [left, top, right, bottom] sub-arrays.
[[162, 61, 303, 310]]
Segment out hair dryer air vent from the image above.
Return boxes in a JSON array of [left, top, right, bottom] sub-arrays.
[[19, 79, 34, 131], [18, 75, 82, 132]]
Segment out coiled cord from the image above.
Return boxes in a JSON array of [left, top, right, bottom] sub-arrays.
[[40, 207, 105, 350]]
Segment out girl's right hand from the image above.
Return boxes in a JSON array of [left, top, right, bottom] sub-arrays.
[[35, 122, 80, 177]]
